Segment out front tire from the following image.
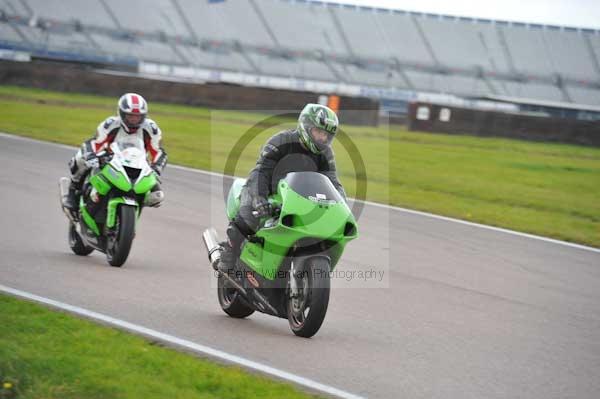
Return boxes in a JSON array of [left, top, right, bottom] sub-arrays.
[[217, 274, 255, 318], [68, 223, 94, 256], [106, 206, 136, 267], [287, 257, 331, 338]]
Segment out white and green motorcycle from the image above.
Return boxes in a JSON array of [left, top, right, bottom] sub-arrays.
[[59, 140, 163, 267]]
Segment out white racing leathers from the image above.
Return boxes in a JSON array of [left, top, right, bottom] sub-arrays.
[[69, 116, 167, 184]]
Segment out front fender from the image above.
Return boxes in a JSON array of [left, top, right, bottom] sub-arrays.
[[107, 197, 139, 228]]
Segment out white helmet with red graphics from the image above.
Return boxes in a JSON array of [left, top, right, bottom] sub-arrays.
[[118, 93, 148, 134]]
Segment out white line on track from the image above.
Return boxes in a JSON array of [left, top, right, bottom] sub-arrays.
[[0, 284, 365, 399], [2, 131, 599, 254]]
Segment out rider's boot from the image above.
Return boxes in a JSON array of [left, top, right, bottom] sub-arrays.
[[63, 179, 81, 211], [216, 223, 244, 274]]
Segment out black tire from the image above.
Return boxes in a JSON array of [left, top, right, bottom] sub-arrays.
[[69, 223, 94, 256], [106, 205, 136, 267], [217, 274, 255, 318], [287, 257, 331, 338]]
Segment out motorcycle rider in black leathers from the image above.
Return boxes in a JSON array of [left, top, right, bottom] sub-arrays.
[[218, 103, 346, 272]]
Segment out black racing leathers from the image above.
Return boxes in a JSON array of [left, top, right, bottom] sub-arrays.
[[227, 129, 346, 247], [246, 129, 346, 201]]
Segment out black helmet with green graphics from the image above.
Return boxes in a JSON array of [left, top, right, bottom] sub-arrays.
[[297, 103, 339, 154]]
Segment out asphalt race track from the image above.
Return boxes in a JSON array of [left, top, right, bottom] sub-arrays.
[[1, 133, 599, 399]]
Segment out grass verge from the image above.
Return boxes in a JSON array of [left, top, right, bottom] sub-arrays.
[[1, 85, 599, 247], [0, 293, 319, 399]]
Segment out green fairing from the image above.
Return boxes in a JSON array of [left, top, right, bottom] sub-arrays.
[[89, 173, 111, 196], [134, 173, 156, 194], [240, 180, 357, 280], [107, 198, 138, 228], [226, 178, 246, 220], [80, 199, 100, 236], [102, 165, 131, 192]]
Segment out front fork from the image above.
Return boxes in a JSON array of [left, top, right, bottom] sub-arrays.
[[106, 197, 139, 228], [290, 260, 300, 299]]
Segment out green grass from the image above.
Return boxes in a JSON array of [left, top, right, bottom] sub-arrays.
[[1, 85, 599, 247], [0, 294, 319, 399]]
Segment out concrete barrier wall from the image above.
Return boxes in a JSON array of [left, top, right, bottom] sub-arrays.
[[0, 60, 380, 126], [407, 102, 600, 146]]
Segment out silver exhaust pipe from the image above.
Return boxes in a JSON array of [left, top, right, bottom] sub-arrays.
[[59, 177, 70, 202], [202, 228, 250, 296], [202, 228, 222, 269], [203, 228, 278, 315]]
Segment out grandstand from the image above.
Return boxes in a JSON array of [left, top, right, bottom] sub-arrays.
[[1, 0, 599, 113]]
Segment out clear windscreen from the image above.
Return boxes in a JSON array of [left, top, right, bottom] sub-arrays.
[[111, 136, 148, 170]]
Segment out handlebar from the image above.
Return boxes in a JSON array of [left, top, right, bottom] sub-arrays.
[[88, 151, 112, 168], [99, 154, 112, 167]]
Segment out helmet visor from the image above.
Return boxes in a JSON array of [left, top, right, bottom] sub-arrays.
[[120, 111, 146, 132], [309, 127, 334, 152]]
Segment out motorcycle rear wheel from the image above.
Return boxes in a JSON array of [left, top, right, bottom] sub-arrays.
[[68, 223, 94, 256], [218, 274, 255, 318]]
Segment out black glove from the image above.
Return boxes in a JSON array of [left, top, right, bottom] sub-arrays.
[[252, 197, 273, 218], [97, 151, 112, 166]]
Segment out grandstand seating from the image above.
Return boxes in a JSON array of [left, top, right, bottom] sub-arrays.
[[566, 85, 600, 105], [0, 20, 23, 44], [374, 12, 434, 66], [418, 18, 510, 73], [184, 45, 254, 73], [1, 0, 599, 107], [256, 0, 345, 51], [1, 0, 30, 17], [496, 80, 566, 102], [24, 0, 117, 28], [177, 0, 274, 47], [102, 0, 189, 37], [406, 71, 491, 97], [543, 29, 598, 80]]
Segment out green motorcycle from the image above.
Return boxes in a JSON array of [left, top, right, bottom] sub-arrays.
[[203, 172, 358, 337], [59, 141, 163, 267]]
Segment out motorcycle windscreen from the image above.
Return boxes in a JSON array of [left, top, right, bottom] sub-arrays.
[[282, 172, 344, 204]]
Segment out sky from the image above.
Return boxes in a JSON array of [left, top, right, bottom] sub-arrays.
[[326, 0, 600, 29]]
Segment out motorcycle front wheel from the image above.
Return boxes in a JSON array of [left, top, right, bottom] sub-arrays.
[[287, 257, 331, 338], [106, 206, 136, 267]]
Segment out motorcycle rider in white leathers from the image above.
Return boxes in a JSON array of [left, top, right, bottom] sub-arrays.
[[63, 93, 167, 210]]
